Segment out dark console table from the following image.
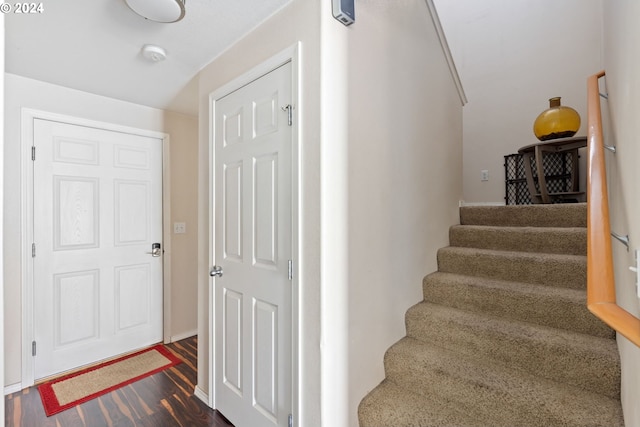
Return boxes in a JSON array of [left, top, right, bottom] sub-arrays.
[[518, 136, 587, 204]]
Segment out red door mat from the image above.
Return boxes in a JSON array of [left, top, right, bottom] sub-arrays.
[[38, 344, 182, 416]]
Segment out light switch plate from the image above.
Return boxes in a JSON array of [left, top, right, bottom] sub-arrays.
[[173, 222, 186, 234]]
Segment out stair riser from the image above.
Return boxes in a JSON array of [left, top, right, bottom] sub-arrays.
[[423, 275, 614, 339], [385, 369, 535, 426], [405, 304, 620, 399], [438, 248, 586, 289], [384, 353, 534, 426], [460, 204, 587, 227], [384, 340, 623, 427], [358, 381, 479, 427], [449, 226, 587, 255]]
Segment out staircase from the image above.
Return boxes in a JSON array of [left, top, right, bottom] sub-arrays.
[[358, 203, 624, 427]]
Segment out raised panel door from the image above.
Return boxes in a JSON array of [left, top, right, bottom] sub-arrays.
[[214, 62, 292, 427], [33, 119, 163, 379]]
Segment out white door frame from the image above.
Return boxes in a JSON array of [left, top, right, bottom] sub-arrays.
[[20, 109, 172, 388], [208, 43, 300, 421]]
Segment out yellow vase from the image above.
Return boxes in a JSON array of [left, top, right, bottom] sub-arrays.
[[533, 97, 581, 141]]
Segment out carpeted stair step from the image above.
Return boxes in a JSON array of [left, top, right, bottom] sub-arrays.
[[449, 225, 587, 255], [380, 337, 624, 427], [405, 302, 620, 398], [422, 272, 613, 338], [460, 203, 586, 228], [358, 379, 480, 427], [358, 203, 622, 427], [437, 246, 586, 289]]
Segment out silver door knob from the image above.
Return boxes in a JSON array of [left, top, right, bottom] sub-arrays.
[[147, 243, 161, 257], [210, 265, 223, 277]]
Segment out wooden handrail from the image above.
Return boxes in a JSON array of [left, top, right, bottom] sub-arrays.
[[586, 70, 640, 347]]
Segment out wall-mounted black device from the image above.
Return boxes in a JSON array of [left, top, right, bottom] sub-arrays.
[[332, 0, 355, 26]]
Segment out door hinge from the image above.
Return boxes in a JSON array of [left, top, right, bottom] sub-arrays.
[[288, 260, 293, 281], [281, 104, 294, 126], [288, 414, 293, 427], [31, 146, 36, 161], [32, 243, 36, 258], [32, 341, 36, 356]]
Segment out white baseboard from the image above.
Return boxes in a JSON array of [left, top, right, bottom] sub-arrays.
[[194, 385, 210, 407], [4, 382, 22, 396], [170, 329, 198, 343]]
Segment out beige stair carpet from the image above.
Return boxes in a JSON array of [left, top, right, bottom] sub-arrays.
[[358, 203, 624, 427]]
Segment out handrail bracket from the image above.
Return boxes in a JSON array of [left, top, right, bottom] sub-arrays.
[[611, 232, 629, 250]]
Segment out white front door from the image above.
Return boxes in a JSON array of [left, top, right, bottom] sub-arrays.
[[33, 119, 163, 380], [213, 62, 293, 427]]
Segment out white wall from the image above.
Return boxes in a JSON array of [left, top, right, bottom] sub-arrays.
[[196, 0, 322, 424], [342, 1, 462, 425], [165, 111, 199, 341], [602, 1, 640, 425], [320, 7, 351, 424], [3, 73, 199, 388], [434, 0, 602, 203], [196, 2, 461, 425], [0, 13, 5, 425]]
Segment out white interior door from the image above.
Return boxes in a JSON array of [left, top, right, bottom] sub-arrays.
[[33, 119, 163, 380], [213, 62, 293, 427]]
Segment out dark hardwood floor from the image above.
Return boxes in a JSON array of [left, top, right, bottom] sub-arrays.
[[5, 337, 234, 427]]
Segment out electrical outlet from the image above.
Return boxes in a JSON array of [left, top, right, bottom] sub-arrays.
[[481, 170, 489, 181], [173, 222, 186, 234]]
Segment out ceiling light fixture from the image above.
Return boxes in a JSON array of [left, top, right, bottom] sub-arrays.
[[125, 0, 186, 23], [141, 44, 167, 62]]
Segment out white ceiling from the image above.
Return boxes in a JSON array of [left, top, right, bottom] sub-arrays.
[[5, 0, 292, 116]]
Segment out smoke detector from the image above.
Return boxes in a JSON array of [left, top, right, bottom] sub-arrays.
[[141, 44, 167, 62], [125, 0, 186, 23]]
